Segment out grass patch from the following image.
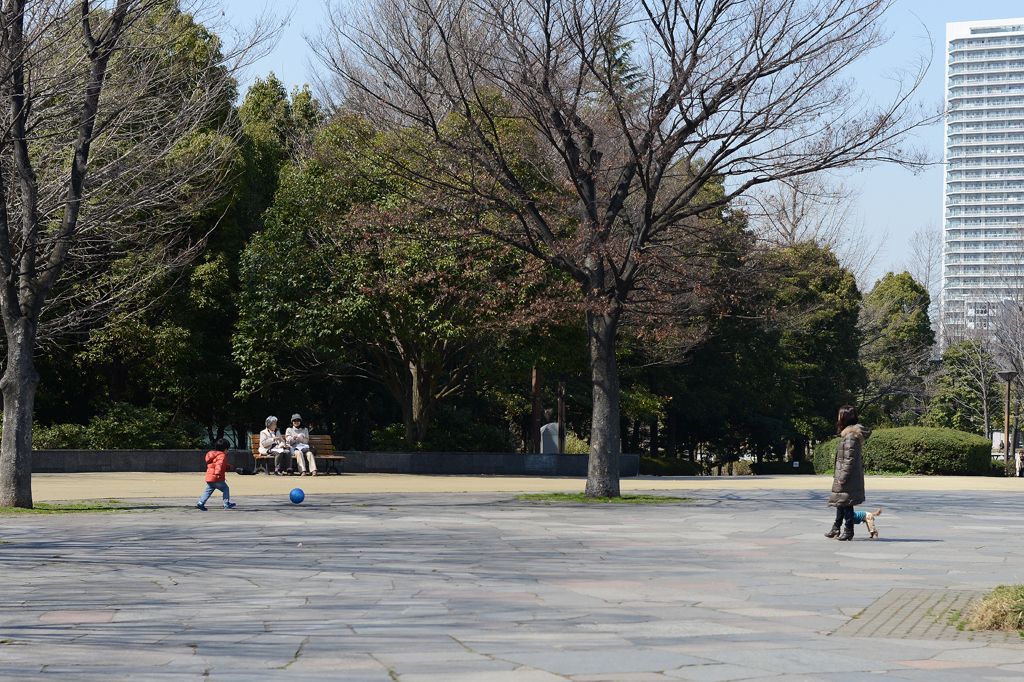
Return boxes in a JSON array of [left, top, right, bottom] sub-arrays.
[[0, 500, 144, 515], [516, 493, 694, 504], [964, 585, 1024, 632], [946, 609, 965, 630]]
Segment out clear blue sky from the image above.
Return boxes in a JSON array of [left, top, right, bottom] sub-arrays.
[[221, 0, 1024, 285]]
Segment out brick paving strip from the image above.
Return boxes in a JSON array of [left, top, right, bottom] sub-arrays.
[[834, 587, 1024, 645]]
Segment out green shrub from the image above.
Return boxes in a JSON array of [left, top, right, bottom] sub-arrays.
[[812, 427, 991, 476], [13, 404, 207, 450], [86, 403, 207, 450], [564, 432, 590, 454], [371, 407, 510, 452], [639, 457, 701, 476], [34, 423, 90, 449], [371, 423, 418, 451]]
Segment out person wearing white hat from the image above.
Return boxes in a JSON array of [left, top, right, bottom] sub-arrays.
[[286, 414, 316, 476]]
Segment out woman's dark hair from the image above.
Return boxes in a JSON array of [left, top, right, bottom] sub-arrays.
[[213, 438, 231, 452], [837, 405, 858, 433]]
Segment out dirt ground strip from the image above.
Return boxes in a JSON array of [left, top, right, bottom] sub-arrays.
[[27, 471, 1024, 502]]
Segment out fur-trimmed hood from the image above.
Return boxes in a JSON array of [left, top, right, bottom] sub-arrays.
[[841, 424, 871, 444]]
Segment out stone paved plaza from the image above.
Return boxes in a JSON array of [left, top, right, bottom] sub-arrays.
[[1, 487, 1023, 681]]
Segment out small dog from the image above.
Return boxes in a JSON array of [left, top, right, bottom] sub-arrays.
[[854, 508, 882, 538]]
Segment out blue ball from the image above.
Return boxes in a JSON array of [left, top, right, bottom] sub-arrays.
[[289, 488, 305, 504]]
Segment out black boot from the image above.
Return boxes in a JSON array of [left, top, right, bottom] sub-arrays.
[[825, 523, 841, 538], [837, 523, 854, 541]]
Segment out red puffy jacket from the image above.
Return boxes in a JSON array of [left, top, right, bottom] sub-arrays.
[[205, 450, 232, 482]]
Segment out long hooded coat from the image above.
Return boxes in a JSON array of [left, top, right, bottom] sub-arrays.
[[828, 424, 870, 507]]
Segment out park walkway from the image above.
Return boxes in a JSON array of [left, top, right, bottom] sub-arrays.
[[1, 480, 1022, 680]]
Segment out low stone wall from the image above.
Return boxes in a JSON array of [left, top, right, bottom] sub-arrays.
[[31, 449, 639, 477], [31, 450, 252, 474]]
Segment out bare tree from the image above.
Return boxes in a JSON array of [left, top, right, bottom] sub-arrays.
[[314, 0, 935, 496], [927, 335, 998, 437], [747, 172, 887, 287], [0, 1, 276, 508], [988, 223, 1024, 471], [903, 220, 942, 326]]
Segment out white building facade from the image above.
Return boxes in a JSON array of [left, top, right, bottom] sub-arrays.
[[944, 18, 1024, 339]]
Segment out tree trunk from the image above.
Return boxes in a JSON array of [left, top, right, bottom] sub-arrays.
[[983, 395, 990, 440], [649, 417, 659, 457], [401, 401, 416, 444], [395, 363, 427, 445], [0, 319, 39, 508], [415, 409, 430, 442], [405, 361, 437, 444], [666, 408, 676, 458], [410, 362, 423, 443], [532, 367, 543, 453], [786, 438, 806, 462], [398, 376, 416, 444], [375, 349, 436, 446], [231, 424, 244, 449], [1010, 416, 1018, 476], [628, 417, 641, 454], [585, 310, 620, 498]]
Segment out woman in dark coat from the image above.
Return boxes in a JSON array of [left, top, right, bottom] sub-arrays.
[[826, 405, 871, 541]]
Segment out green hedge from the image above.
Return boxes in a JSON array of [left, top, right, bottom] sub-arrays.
[[812, 427, 991, 476], [30, 403, 208, 450], [750, 461, 817, 475], [639, 457, 702, 476]]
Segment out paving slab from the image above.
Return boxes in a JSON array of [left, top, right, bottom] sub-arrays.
[[0, 487, 1023, 680], [662, 663, 771, 681]]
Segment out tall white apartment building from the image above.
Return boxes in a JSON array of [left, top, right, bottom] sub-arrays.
[[944, 18, 1024, 338]]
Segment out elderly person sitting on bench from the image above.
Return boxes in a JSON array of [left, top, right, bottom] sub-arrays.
[[287, 413, 317, 476], [260, 416, 292, 476]]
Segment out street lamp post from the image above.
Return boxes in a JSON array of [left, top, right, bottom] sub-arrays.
[[997, 370, 1018, 477]]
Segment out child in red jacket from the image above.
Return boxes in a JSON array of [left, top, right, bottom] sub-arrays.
[[196, 439, 236, 510]]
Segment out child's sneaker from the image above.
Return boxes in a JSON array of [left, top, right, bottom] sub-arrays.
[[223, 502, 236, 509], [195, 502, 207, 511]]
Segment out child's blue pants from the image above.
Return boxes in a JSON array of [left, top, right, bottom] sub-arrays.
[[199, 481, 229, 505]]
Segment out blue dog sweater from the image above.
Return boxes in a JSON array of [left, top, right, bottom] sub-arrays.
[[853, 510, 867, 524]]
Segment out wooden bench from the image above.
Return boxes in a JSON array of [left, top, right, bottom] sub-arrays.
[[249, 433, 345, 475]]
